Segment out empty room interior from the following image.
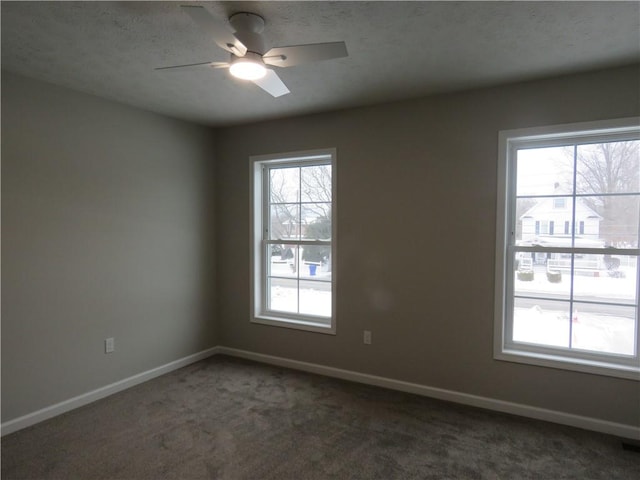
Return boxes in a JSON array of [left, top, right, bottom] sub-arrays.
[[2, 1, 639, 478]]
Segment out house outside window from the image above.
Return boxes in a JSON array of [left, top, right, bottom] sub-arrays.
[[250, 149, 336, 334], [495, 118, 640, 379], [520, 200, 600, 243]]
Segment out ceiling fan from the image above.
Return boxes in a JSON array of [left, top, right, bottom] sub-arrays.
[[156, 5, 348, 97]]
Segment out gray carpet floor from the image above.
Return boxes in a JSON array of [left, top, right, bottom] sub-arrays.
[[2, 355, 638, 479]]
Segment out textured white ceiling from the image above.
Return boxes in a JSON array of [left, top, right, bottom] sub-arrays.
[[2, 1, 639, 126]]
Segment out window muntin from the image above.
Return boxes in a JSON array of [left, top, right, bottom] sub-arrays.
[[251, 150, 335, 334], [496, 119, 640, 379]]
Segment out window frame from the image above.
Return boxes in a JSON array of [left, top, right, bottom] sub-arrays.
[[250, 148, 337, 334], [494, 118, 640, 380]]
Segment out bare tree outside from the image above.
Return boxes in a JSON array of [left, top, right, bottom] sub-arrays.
[[269, 167, 299, 240], [300, 165, 332, 263], [564, 141, 639, 246], [268, 165, 332, 239], [301, 165, 331, 237]]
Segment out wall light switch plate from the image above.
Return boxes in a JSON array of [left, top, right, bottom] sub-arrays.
[[105, 337, 115, 353], [364, 330, 372, 345]]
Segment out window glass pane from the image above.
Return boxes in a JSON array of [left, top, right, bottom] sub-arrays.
[[512, 297, 570, 348], [299, 279, 331, 317], [300, 245, 332, 280], [572, 255, 637, 305], [517, 147, 573, 196], [270, 167, 299, 203], [268, 244, 298, 279], [576, 195, 639, 247], [301, 165, 331, 202], [302, 203, 332, 240], [270, 204, 300, 240], [576, 141, 640, 195], [268, 277, 298, 314], [571, 303, 636, 356]]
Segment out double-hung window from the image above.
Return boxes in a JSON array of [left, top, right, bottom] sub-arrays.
[[251, 149, 336, 334], [495, 118, 640, 379]]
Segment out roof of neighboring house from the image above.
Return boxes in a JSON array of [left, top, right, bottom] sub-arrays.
[[520, 197, 602, 221]]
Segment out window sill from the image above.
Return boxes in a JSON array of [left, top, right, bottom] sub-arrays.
[[251, 315, 336, 335], [495, 348, 640, 381]]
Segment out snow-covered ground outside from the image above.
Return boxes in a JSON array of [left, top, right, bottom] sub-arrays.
[[513, 305, 635, 355], [514, 264, 637, 355], [268, 260, 331, 319], [269, 285, 331, 318]]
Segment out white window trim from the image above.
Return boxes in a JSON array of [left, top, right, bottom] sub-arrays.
[[250, 148, 337, 334], [494, 117, 640, 380]]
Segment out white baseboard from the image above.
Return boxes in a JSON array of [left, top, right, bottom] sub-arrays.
[[1, 346, 220, 437], [4, 345, 638, 441], [217, 346, 640, 441]]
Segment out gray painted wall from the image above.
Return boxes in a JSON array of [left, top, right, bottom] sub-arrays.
[[2, 72, 217, 421], [2, 65, 638, 430], [215, 65, 640, 427]]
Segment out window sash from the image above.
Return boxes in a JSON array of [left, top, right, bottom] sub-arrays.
[[504, 247, 639, 368]]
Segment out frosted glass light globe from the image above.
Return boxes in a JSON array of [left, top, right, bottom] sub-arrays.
[[229, 56, 267, 80]]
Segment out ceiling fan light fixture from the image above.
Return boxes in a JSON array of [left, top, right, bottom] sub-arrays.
[[229, 53, 266, 80], [169, 6, 348, 97]]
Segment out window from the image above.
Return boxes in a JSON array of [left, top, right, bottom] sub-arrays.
[[251, 149, 336, 333], [553, 198, 566, 209], [495, 118, 640, 379], [539, 220, 549, 235]]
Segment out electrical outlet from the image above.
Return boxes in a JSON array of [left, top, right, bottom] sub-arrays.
[[363, 330, 372, 345], [105, 337, 115, 354]]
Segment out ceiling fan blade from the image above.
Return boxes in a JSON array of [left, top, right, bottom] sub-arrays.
[[263, 42, 347, 67], [251, 69, 290, 97], [181, 5, 247, 56], [155, 61, 221, 72]]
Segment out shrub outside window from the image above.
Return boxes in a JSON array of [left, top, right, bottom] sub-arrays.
[[495, 118, 640, 379]]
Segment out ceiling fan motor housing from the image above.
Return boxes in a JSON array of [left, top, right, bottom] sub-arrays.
[[229, 12, 267, 55]]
